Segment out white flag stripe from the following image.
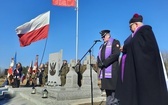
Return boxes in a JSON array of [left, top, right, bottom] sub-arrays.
[[16, 11, 50, 34]]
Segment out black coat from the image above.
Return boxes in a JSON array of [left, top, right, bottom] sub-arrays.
[[97, 39, 120, 90], [116, 25, 168, 105]]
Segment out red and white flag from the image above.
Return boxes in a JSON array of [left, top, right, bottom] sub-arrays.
[[33, 55, 38, 73], [52, 0, 76, 7], [15, 11, 50, 47], [8, 56, 16, 75], [28, 61, 33, 73]]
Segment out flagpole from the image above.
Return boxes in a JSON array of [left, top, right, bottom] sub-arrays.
[[75, 0, 79, 63], [75, 1, 93, 104], [40, 38, 48, 65], [13, 52, 17, 71]]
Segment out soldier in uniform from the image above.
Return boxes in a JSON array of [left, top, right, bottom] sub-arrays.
[[38, 64, 45, 86], [42, 62, 48, 86], [31, 70, 37, 87], [75, 60, 83, 87], [74, 60, 87, 88], [25, 70, 32, 86], [25, 63, 33, 87], [58, 60, 69, 86]]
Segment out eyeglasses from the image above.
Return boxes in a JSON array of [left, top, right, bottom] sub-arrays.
[[129, 23, 134, 28], [101, 36, 105, 39]]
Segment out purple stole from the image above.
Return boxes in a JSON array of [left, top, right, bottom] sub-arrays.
[[99, 38, 114, 79], [121, 26, 143, 81]]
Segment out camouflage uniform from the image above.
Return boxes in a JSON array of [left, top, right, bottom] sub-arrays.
[[25, 72, 32, 86], [31, 71, 37, 86], [38, 64, 45, 86], [42, 64, 48, 86], [75, 61, 86, 87], [59, 60, 69, 86], [80, 64, 87, 74]]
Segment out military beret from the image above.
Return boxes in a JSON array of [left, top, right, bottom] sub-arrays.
[[99, 30, 110, 37], [129, 13, 143, 24]]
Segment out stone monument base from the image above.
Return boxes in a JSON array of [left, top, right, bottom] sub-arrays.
[[36, 86, 101, 101]]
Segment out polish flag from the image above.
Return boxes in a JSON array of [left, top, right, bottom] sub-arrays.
[[52, 0, 76, 7], [28, 61, 33, 73], [15, 11, 50, 47], [33, 55, 38, 73], [8, 67, 13, 75], [8, 57, 15, 75]]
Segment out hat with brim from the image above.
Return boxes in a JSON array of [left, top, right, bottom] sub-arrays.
[[100, 30, 110, 37]]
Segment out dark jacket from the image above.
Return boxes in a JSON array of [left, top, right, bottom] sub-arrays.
[[97, 39, 120, 90], [116, 25, 168, 105]]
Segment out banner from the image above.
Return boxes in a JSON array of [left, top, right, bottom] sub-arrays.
[[52, 0, 76, 7], [16, 11, 50, 47]]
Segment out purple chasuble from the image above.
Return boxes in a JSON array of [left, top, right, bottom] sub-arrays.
[[99, 38, 114, 79], [121, 26, 143, 81]]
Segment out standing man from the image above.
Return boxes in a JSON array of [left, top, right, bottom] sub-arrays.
[[31, 70, 37, 87], [59, 60, 69, 86], [115, 13, 168, 105], [13, 62, 23, 88], [74, 60, 86, 88], [97, 30, 120, 105], [75, 60, 83, 88], [42, 62, 48, 86], [38, 64, 45, 87]]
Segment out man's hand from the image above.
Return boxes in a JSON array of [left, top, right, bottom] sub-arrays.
[[98, 62, 105, 69]]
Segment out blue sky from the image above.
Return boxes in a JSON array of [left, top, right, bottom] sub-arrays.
[[0, 0, 168, 69]]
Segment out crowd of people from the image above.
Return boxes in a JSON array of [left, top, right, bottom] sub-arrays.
[[58, 59, 88, 87], [3, 13, 168, 105], [5, 58, 89, 88], [6, 61, 23, 88], [25, 63, 48, 87], [5, 60, 48, 88]]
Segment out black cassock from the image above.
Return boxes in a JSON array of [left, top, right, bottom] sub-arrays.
[[116, 25, 168, 105], [97, 39, 120, 90]]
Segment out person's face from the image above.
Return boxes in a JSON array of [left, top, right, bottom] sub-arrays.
[[63, 61, 67, 64], [102, 34, 110, 42], [77, 60, 80, 64], [17, 63, 21, 67], [129, 22, 137, 33]]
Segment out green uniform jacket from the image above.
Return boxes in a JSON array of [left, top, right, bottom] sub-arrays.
[[60, 64, 69, 76]]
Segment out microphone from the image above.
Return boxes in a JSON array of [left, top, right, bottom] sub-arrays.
[[94, 40, 101, 42]]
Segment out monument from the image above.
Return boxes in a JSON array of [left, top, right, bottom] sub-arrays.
[[45, 51, 101, 101], [64, 59, 78, 88], [47, 49, 63, 86]]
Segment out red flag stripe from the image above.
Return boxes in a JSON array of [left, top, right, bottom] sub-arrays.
[[18, 25, 49, 47], [52, 0, 76, 7], [16, 11, 50, 47]]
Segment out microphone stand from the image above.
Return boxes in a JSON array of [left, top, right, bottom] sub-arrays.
[[73, 40, 100, 105]]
